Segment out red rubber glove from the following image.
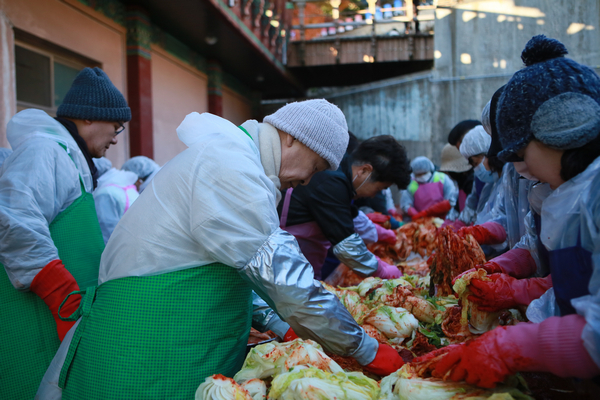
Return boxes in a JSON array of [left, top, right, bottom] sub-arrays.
[[467, 274, 553, 312], [412, 200, 451, 220], [372, 257, 403, 279], [283, 328, 299, 342], [365, 212, 390, 224], [374, 224, 397, 244], [424, 315, 600, 388], [458, 221, 506, 245], [406, 207, 419, 218], [30, 260, 81, 341], [363, 343, 404, 376]]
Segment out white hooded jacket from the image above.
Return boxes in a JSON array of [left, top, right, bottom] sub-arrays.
[[0, 109, 93, 289], [93, 169, 139, 244]]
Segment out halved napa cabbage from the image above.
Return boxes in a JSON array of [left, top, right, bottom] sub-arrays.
[[365, 306, 419, 340], [241, 379, 267, 400], [233, 339, 343, 383], [195, 374, 254, 400], [269, 366, 380, 400], [452, 269, 504, 334]]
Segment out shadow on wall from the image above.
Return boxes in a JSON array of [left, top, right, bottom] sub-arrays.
[[304, 0, 600, 165]]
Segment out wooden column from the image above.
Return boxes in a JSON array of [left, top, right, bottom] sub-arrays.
[[207, 60, 223, 116], [126, 6, 153, 158]]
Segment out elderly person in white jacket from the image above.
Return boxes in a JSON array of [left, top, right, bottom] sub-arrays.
[[38, 99, 402, 400]]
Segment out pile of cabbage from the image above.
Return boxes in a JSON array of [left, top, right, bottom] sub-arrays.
[[195, 339, 380, 400], [322, 276, 456, 354], [195, 339, 531, 400], [195, 274, 529, 400]]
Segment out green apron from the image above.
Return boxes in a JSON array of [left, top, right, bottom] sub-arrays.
[[0, 177, 104, 399], [59, 263, 253, 400]]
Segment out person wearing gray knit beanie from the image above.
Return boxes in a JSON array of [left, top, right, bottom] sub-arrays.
[[264, 99, 349, 171], [37, 102, 401, 398]]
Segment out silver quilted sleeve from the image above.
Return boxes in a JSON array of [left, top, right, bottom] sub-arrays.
[[251, 291, 290, 338], [239, 228, 379, 365], [333, 233, 379, 276]]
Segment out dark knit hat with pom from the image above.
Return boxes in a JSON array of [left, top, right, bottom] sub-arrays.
[[496, 35, 600, 162], [57, 67, 131, 122]]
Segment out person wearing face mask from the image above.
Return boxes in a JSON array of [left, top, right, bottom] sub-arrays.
[[417, 36, 600, 387], [0, 68, 130, 400], [462, 85, 552, 278], [455, 86, 552, 294], [37, 100, 405, 399], [400, 155, 459, 221], [277, 135, 411, 281], [457, 126, 506, 247]]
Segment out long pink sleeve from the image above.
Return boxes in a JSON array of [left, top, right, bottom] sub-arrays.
[[488, 248, 537, 278], [512, 315, 600, 378], [479, 221, 507, 244], [512, 275, 553, 306]]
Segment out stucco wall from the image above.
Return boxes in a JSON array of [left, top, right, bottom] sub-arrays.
[[150, 46, 208, 166], [0, 0, 128, 165]]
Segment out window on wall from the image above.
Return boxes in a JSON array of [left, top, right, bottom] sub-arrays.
[[14, 30, 100, 115]]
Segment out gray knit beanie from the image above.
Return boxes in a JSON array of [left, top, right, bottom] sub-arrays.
[[57, 67, 131, 122], [263, 99, 349, 170], [497, 35, 600, 161]]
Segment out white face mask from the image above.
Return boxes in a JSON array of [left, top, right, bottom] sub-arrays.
[[513, 161, 537, 181], [415, 172, 432, 183], [528, 182, 553, 214], [474, 158, 498, 183], [353, 171, 372, 192]]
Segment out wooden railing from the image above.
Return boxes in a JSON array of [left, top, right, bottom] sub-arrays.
[[288, 0, 435, 67]]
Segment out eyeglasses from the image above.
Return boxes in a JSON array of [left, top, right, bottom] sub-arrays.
[[115, 123, 125, 135]]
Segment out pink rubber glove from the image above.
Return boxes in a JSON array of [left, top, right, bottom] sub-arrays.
[[468, 274, 553, 312], [374, 224, 397, 244], [455, 248, 539, 283], [363, 343, 404, 376], [373, 257, 403, 279], [458, 221, 507, 245], [420, 315, 599, 388]]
